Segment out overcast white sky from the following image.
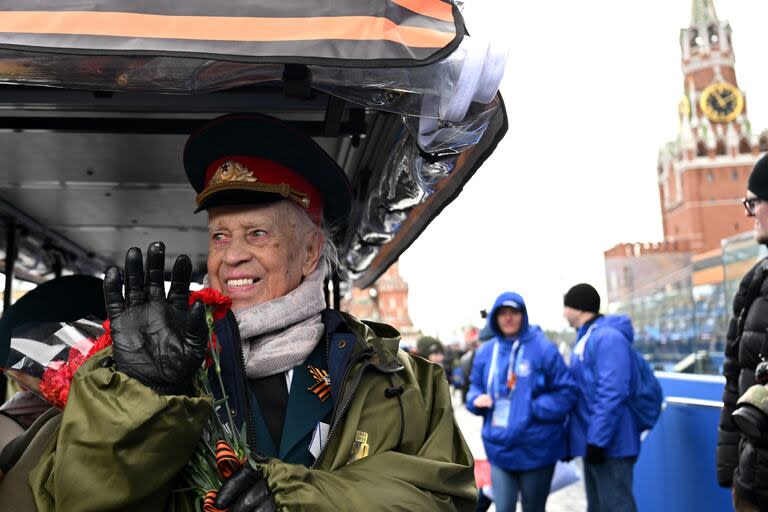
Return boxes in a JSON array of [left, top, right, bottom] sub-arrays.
[[399, 1, 768, 340]]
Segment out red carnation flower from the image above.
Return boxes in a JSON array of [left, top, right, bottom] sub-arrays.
[[190, 288, 232, 321], [39, 361, 73, 409]]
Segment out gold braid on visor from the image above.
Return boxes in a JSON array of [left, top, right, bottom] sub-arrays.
[[195, 160, 311, 209]]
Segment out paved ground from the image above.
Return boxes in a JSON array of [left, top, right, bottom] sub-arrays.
[[453, 393, 587, 512]]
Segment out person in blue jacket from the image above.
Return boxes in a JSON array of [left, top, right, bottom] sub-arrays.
[[467, 291, 576, 512], [563, 283, 639, 512]]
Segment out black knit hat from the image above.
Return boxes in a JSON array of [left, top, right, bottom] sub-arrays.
[[748, 154, 768, 198], [564, 283, 601, 313]]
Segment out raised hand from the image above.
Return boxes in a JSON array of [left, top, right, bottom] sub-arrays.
[[104, 241, 208, 395]]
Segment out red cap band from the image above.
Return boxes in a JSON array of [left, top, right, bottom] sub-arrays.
[[202, 155, 324, 224]]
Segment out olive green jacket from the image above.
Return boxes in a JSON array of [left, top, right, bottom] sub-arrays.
[[28, 314, 476, 511]]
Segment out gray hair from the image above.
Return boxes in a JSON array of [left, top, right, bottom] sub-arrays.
[[286, 200, 338, 279], [319, 217, 339, 279]]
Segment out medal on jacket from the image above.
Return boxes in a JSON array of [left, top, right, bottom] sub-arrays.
[[349, 430, 370, 463], [506, 342, 520, 392], [308, 365, 332, 402], [507, 373, 517, 391]]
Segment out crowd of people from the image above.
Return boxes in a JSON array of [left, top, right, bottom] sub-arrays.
[[454, 285, 644, 512]]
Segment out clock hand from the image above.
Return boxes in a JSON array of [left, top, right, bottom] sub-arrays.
[[713, 93, 728, 108]]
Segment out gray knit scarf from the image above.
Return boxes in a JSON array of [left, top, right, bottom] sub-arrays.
[[231, 260, 327, 379]]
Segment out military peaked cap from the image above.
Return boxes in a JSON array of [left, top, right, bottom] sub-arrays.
[[184, 113, 352, 224]]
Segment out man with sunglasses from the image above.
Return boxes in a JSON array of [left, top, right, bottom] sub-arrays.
[[718, 154, 768, 511]]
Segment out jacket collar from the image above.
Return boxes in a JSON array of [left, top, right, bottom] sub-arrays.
[[577, 314, 602, 339]]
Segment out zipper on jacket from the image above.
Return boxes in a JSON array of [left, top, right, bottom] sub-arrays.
[[311, 347, 374, 469], [227, 310, 257, 453]]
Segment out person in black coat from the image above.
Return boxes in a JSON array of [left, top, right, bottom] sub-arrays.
[[718, 154, 768, 511]]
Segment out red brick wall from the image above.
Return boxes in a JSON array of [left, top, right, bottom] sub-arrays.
[[660, 163, 752, 252]]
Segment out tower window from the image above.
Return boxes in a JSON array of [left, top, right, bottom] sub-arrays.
[[708, 25, 719, 44], [689, 28, 700, 47]]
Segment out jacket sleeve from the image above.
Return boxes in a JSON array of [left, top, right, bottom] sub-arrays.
[[587, 330, 632, 448], [261, 364, 477, 511], [28, 348, 212, 512], [717, 263, 763, 488], [717, 314, 743, 487], [465, 344, 489, 416], [531, 344, 577, 423]]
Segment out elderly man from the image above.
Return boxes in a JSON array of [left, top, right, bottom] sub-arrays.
[[26, 114, 476, 511]]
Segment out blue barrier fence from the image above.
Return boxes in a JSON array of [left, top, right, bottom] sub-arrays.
[[634, 372, 732, 511]]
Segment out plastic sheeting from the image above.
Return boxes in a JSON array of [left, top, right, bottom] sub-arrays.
[[345, 130, 460, 280], [0, 34, 505, 144], [0, 6, 507, 285]]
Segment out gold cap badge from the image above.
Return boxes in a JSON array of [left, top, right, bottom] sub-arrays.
[[196, 160, 311, 210], [208, 161, 259, 186]]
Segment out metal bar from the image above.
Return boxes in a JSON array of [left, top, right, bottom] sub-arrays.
[[0, 85, 330, 113], [324, 96, 346, 137], [52, 253, 63, 279], [655, 371, 726, 383], [665, 396, 723, 408], [0, 196, 113, 275], [0, 260, 47, 284], [3, 216, 17, 310], [0, 116, 366, 135], [323, 276, 331, 309], [332, 271, 341, 311]]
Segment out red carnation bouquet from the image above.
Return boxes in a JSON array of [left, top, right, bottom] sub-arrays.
[[3, 288, 256, 511], [4, 317, 110, 408]]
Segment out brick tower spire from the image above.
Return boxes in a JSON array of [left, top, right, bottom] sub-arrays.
[[690, 0, 718, 26], [656, 0, 765, 252]]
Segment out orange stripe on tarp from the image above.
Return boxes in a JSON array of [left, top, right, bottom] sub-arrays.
[[0, 11, 453, 49], [390, 0, 454, 23]]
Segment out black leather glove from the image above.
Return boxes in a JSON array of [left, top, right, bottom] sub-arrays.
[[215, 465, 276, 512], [585, 444, 606, 465], [104, 242, 208, 395]]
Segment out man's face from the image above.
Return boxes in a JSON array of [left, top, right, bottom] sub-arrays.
[[563, 306, 581, 328], [496, 307, 523, 337], [746, 191, 768, 244], [207, 201, 323, 311]]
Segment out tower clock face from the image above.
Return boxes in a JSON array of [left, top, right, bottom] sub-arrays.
[[699, 82, 744, 123]]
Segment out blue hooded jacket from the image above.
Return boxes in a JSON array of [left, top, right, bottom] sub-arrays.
[[466, 292, 577, 471], [568, 315, 641, 459]]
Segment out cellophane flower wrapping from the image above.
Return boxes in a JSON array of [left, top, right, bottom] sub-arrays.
[[3, 316, 109, 408]]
